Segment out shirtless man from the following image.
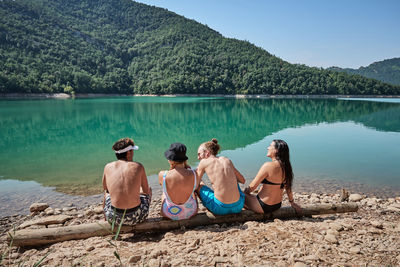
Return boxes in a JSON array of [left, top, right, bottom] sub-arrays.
[[102, 137, 152, 225], [196, 138, 246, 215]]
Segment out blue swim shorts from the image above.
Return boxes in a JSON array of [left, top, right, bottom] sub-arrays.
[[198, 184, 244, 215]]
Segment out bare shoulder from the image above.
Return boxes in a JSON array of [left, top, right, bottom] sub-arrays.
[[219, 156, 232, 163], [261, 161, 274, 170], [104, 161, 116, 171], [126, 161, 144, 172]]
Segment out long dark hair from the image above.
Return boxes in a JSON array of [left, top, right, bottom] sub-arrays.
[[273, 139, 293, 190]]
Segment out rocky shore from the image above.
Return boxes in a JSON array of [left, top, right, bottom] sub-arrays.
[[1, 192, 399, 266]]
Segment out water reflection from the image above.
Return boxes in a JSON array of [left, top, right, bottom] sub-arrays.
[[0, 97, 399, 195]]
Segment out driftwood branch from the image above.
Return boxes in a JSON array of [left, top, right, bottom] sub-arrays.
[[8, 203, 358, 247]]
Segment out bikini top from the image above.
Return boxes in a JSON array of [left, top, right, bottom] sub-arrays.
[[261, 178, 285, 189]]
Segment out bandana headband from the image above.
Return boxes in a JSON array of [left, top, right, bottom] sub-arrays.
[[115, 145, 139, 154]]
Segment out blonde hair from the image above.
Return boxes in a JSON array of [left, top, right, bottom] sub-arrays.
[[201, 138, 220, 156]]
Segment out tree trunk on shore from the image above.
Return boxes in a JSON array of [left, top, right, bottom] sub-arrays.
[[8, 203, 358, 247]]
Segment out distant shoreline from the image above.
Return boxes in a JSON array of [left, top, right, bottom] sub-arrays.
[[1, 93, 400, 99]]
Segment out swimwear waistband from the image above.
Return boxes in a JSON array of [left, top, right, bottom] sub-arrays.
[[111, 204, 140, 214]]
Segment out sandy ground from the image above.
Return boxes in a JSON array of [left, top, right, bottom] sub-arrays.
[[1, 192, 400, 267]]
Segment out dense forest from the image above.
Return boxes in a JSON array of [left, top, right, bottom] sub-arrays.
[[1, 0, 399, 95], [328, 58, 400, 86]]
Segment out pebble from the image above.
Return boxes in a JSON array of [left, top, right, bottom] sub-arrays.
[[293, 262, 308, 267], [45, 208, 54, 215], [29, 203, 49, 213], [86, 246, 95, 252], [330, 222, 344, 231], [149, 249, 166, 259], [349, 194, 364, 202], [148, 258, 161, 267], [349, 246, 361, 254], [327, 229, 339, 236], [93, 207, 104, 214], [85, 210, 95, 216], [325, 234, 338, 244], [370, 220, 383, 229], [128, 255, 141, 263]]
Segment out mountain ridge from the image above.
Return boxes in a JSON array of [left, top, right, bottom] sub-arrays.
[[328, 58, 400, 86], [0, 0, 399, 95]]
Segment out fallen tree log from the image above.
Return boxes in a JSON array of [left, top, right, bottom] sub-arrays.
[[8, 203, 358, 247]]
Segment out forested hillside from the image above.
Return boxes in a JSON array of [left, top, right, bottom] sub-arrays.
[[328, 58, 400, 86], [1, 0, 399, 95]]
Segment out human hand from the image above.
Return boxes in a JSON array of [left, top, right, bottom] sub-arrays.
[[244, 186, 251, 194], [290, 202, 302, 215]]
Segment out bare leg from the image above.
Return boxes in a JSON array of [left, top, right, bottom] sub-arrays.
[[244, 193, 264, 213]]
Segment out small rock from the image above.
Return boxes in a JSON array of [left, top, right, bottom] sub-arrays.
[[327, 229, 339, 236], [303, 254, 318, 261], [62, 207, 76, 212], [349, 194, 363, 202], [293, 262, 308, 267], [54, 208, 62, 215], [149, 249, 166, 259], [368, 228, 383, 234], [93, 207, 104, 214], [9, 252, 19, 259], [357, 230, 367, 235], [86, 246, 95, 252], [330, 223, 344, 231], [190, 238, 200, 247], [128, 255, 141, 263], [44, 208, 54, 216], [85, 210, 95, 216], [148, 258, 160, 267], [325, 234, 338, 244], [160, 260, 171, 267], [349, 246, 361, 254], [213, 257, 229, 264], [29, 203, 49, 213], [18, 215, 73, 229], [370, 220, 383, 229]]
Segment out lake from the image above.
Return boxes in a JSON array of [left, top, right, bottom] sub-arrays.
[[1, 97, 399, 216]]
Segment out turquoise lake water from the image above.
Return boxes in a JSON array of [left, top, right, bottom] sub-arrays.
[[0, 97, 399, 215]]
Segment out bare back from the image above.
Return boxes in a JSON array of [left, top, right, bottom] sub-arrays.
[[255, 161, 285, 205], [197, 156, 245, 203], [158, 168, 198, 205], [103, 160, 149, 209]]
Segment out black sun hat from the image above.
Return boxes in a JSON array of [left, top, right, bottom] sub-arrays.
[[164, 143, 188, 162]]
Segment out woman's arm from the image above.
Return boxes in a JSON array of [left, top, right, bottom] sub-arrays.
[[195, 160, 206, 183], [286, 187, 302, 214], [158, 171, 164, 186], [244, 162, 270, 193]]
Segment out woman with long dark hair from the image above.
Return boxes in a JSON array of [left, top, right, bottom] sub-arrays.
[[244, 140, 302, 214]]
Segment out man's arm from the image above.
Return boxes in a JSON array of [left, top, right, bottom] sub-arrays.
[[231, 161, 245, 184], [102, 170, 107, 221], [140, 165, 151, 197]]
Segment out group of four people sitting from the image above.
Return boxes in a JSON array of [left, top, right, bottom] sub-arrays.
[[102, 137, 302, 225]]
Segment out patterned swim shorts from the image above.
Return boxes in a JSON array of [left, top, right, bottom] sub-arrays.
[[104, 194, 150, 225]]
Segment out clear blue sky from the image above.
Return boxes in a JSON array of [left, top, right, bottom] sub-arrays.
[[136, 0, 400, 69]]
